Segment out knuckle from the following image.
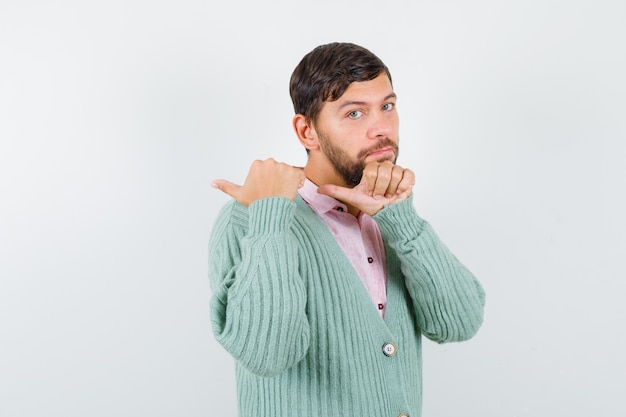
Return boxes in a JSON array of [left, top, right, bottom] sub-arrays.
[[378, 170, 391, 181], [252, 159, 267, 169]]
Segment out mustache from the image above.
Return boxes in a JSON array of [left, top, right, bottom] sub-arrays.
[[357, 138, 398, 160]]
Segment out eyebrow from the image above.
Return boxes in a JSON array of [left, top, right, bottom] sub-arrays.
[[336, 92, 397, 112]]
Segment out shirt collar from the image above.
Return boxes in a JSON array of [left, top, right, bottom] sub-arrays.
[[298, 178, 346, 214]]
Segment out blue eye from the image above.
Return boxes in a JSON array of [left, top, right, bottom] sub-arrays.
[[348, 110, 363, 119], [382, 103, 395, 111]]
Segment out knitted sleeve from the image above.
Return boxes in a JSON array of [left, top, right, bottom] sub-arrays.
[[208, 197, 310, 376], [373, 196, 485, 343]]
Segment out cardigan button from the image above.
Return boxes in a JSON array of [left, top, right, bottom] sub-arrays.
[[382, 342, 397, 357]]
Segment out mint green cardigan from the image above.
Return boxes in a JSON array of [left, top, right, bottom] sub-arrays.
[[209, 195, 485, 417]]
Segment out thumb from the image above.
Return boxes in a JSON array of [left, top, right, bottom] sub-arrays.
[[318, 183, 387, 216], [317, 184, 359, 204], [211, 179, 241, 200]]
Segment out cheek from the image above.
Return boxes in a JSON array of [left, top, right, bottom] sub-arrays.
[[389, 113, 400, 133]]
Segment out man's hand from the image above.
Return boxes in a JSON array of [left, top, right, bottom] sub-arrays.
[[211, 158, 306, 206], [318, 161, 415, 216]]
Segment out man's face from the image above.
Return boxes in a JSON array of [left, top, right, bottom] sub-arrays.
[[312, 74, 399, 187]]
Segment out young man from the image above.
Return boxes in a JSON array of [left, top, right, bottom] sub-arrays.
[[209, 42, 485, 417]]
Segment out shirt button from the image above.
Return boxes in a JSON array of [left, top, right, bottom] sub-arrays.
[[382, 342, 397, 357], [367, 257, 374, 263], [378, 303, 384, 310], [336, 206, 344, 212]]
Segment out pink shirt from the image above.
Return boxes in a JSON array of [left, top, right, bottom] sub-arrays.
[[298, 179, 387, 318]]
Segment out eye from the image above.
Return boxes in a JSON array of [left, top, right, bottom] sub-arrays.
[[382, 102, 395, 111], [347, 110, 363, 119]]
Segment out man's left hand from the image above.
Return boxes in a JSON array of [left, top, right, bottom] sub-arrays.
[[317, 161, 415, 216]]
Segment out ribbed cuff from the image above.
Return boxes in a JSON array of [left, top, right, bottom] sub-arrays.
[[373, 195, 426, 240], [248, 197, 296, 235]]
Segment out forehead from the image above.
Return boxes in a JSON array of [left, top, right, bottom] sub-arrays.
[[335, 74, 394, 102]]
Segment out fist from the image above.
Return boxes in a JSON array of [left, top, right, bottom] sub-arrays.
[[318, 161, 415, 216], [362, 160, 415, 200], [212, 158, 305, 206]]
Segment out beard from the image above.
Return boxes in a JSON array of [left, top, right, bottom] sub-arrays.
[[317, 131, 399, 187]]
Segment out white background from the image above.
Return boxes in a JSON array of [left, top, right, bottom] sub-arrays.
[[1, 1, 625, 416]]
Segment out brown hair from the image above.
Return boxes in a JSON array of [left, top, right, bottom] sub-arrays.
[[289, 42, 392, 124]]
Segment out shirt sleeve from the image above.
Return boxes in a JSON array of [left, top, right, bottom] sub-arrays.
[[373, 196, 486, 343], [208, 197, 310, 376]]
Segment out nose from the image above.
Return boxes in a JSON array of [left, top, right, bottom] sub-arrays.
[[367, 110, 393, 139]]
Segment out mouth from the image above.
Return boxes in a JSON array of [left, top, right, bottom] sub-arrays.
[[366, 147, 395, 160]]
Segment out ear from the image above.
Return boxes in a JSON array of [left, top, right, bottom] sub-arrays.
[[292, 114, 320, 151]]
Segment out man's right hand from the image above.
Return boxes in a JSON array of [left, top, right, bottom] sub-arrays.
[[211, 158, 305, 206]]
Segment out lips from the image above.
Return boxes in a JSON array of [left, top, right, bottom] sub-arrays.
[[368, 147, 394, 157], [365, 147, 396, 161], [358, 138, 398, 160]]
